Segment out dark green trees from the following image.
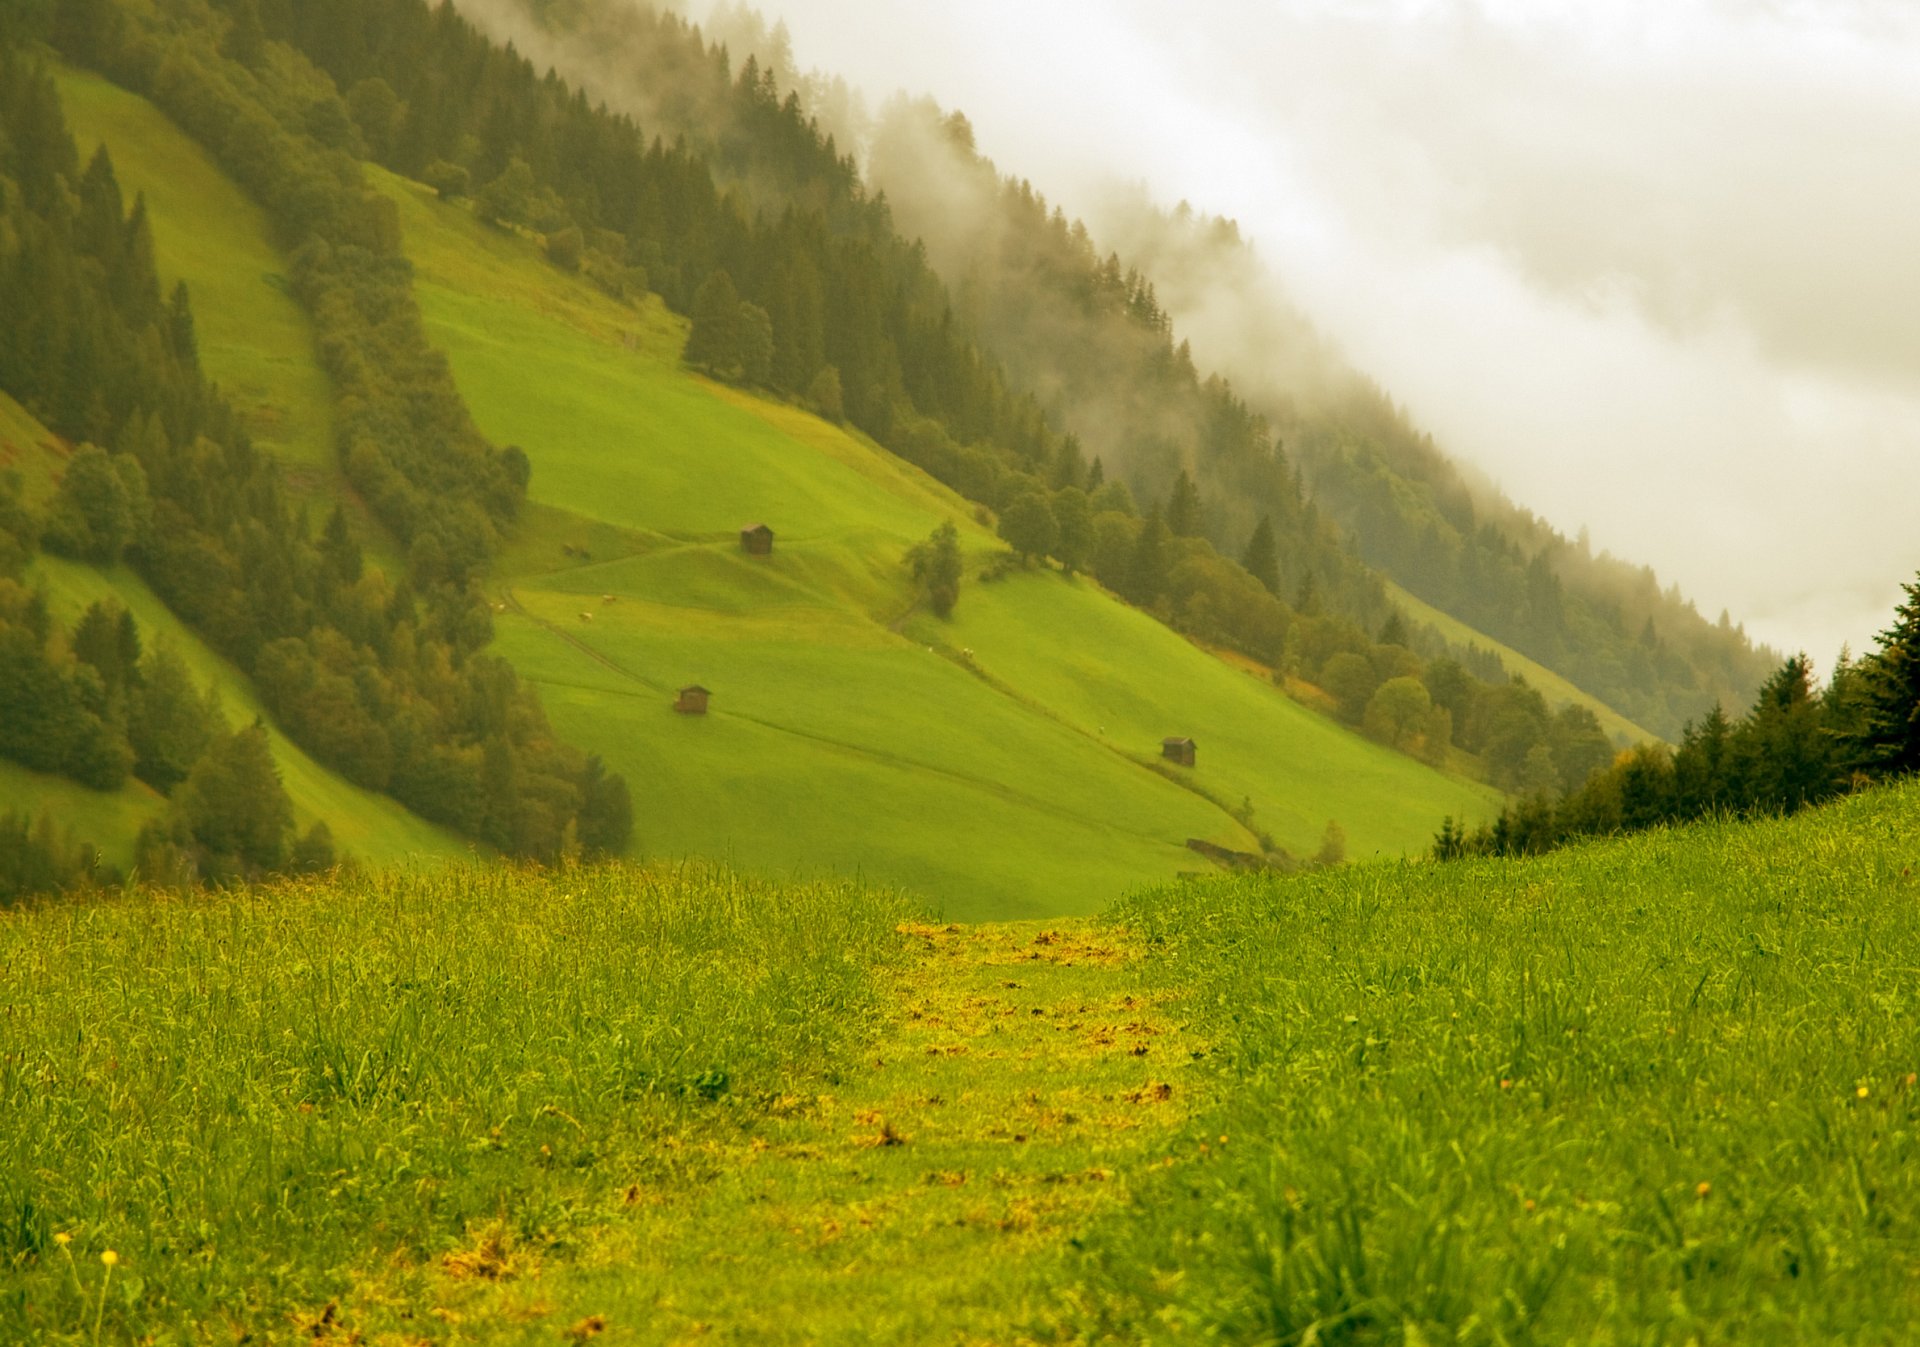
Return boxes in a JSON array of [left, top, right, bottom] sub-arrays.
[[1851, 577, 1920, 777], [998, 492, 1058, 566], [1241, 516, 1280, 596], [909, 520, 964, 617]]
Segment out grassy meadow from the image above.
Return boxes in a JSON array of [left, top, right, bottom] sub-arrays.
[[1095, 777, 1920, 1342], [374, 166, 1502, 916], [0, 864, 913, 1342], [7, 779, 1918, 1342]]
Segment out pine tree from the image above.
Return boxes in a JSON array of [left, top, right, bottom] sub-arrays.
[[684, 270, 742, 374], [1241, 515, 1280, 595], [1852, 574, 1920, 779], [1128, 507, 1171, 604], [1165, 469, 1203, 538]]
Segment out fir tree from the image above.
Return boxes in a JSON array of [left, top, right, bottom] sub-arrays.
[[1165, 469, 1203, 538], [684, 270, 743, 374], [1241, 515, 1280, 595], [1852, 575, 1920, 778]]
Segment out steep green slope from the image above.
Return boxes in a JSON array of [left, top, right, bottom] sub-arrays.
[[378, 168, 1502, 916], [18, 64, 1501, 911], [1388, 580, 1659, 746]]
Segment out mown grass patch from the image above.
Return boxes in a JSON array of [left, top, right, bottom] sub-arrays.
[[0, 864, 912, 1341], [1091, 780, 1920, 1342]]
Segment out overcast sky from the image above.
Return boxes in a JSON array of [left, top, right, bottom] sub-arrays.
[[690, 0, 1920, 667]]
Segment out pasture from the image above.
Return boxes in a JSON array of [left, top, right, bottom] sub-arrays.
[[378, 167, 1501, 916], [1098, 777, 1920, 1342]]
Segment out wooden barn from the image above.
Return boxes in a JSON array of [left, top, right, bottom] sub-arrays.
[[675, 685, 710, 716], [739, 523, 774, 555], [1162, 736, 1197, 767]]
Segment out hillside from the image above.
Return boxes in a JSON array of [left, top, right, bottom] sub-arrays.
[[0, 387, 463, 869], [0, 30, 1510, 913], [1387, 579, 1659, 746], [369, 165, 1501, 916], [0, 73, 466, 873]]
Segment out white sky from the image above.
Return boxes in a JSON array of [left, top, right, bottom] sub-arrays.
[[705, 0, 1920, 667]]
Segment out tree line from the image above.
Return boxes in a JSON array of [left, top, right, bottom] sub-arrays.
[[1436, 575, 1920, 860], [0, 33, 631, 865]]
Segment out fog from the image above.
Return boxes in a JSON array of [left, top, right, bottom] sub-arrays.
[[675, 0, 1920, 668]]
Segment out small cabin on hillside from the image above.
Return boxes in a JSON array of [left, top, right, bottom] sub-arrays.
[[740, 523, 775, 555], [1162, 736, 1197, 768], [675, 685, 711, 716]]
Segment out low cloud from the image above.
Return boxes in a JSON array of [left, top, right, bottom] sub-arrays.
[[676, 0, 1920, 665]]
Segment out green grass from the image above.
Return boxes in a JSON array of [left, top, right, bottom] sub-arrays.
[[53, 64, 337, 480], [14, 552, 465, 870], [1095, 779, 1920, 1342], [377, 167, 1502, 916], [1390, 579, 1658, 746], [0, 864, 913, 1342], [915, 571, 1504, 861]]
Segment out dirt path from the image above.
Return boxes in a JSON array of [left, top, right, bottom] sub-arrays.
[[388, 919, 1198, 1345]]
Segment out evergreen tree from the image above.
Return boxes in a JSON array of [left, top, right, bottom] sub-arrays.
[[577, 754, 634, 856], [1852, 575, 1920, 779], [129, 644, 221, 793], [175, 721, 293, 876], [1127, 507, 1171, 603], [685, 270, 743, 374], [737, 301, 774, 384], [1165, 469, 1203, 538], [1241, 515, 1280, 595]]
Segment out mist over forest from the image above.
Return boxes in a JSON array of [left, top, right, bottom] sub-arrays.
[[633, 0, 1920, 672]]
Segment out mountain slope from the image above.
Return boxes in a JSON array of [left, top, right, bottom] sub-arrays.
[[18, 32, 1499, 915], [377, 167, 1502, 917], [0, 75, 467, 871]]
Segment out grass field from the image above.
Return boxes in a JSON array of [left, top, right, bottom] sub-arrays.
[[1098, 777, 1920, 1342], [377, 166, 1503, 915], [9, 786, 1918, 1341], [0, 864, 914, 1343], [1389, 579, 1659, 746]]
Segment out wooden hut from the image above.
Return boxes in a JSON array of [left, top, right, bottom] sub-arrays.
[[1162, 736, 1197, 768], [739, 523, 775, 555], [675, 685, 711, 716]]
